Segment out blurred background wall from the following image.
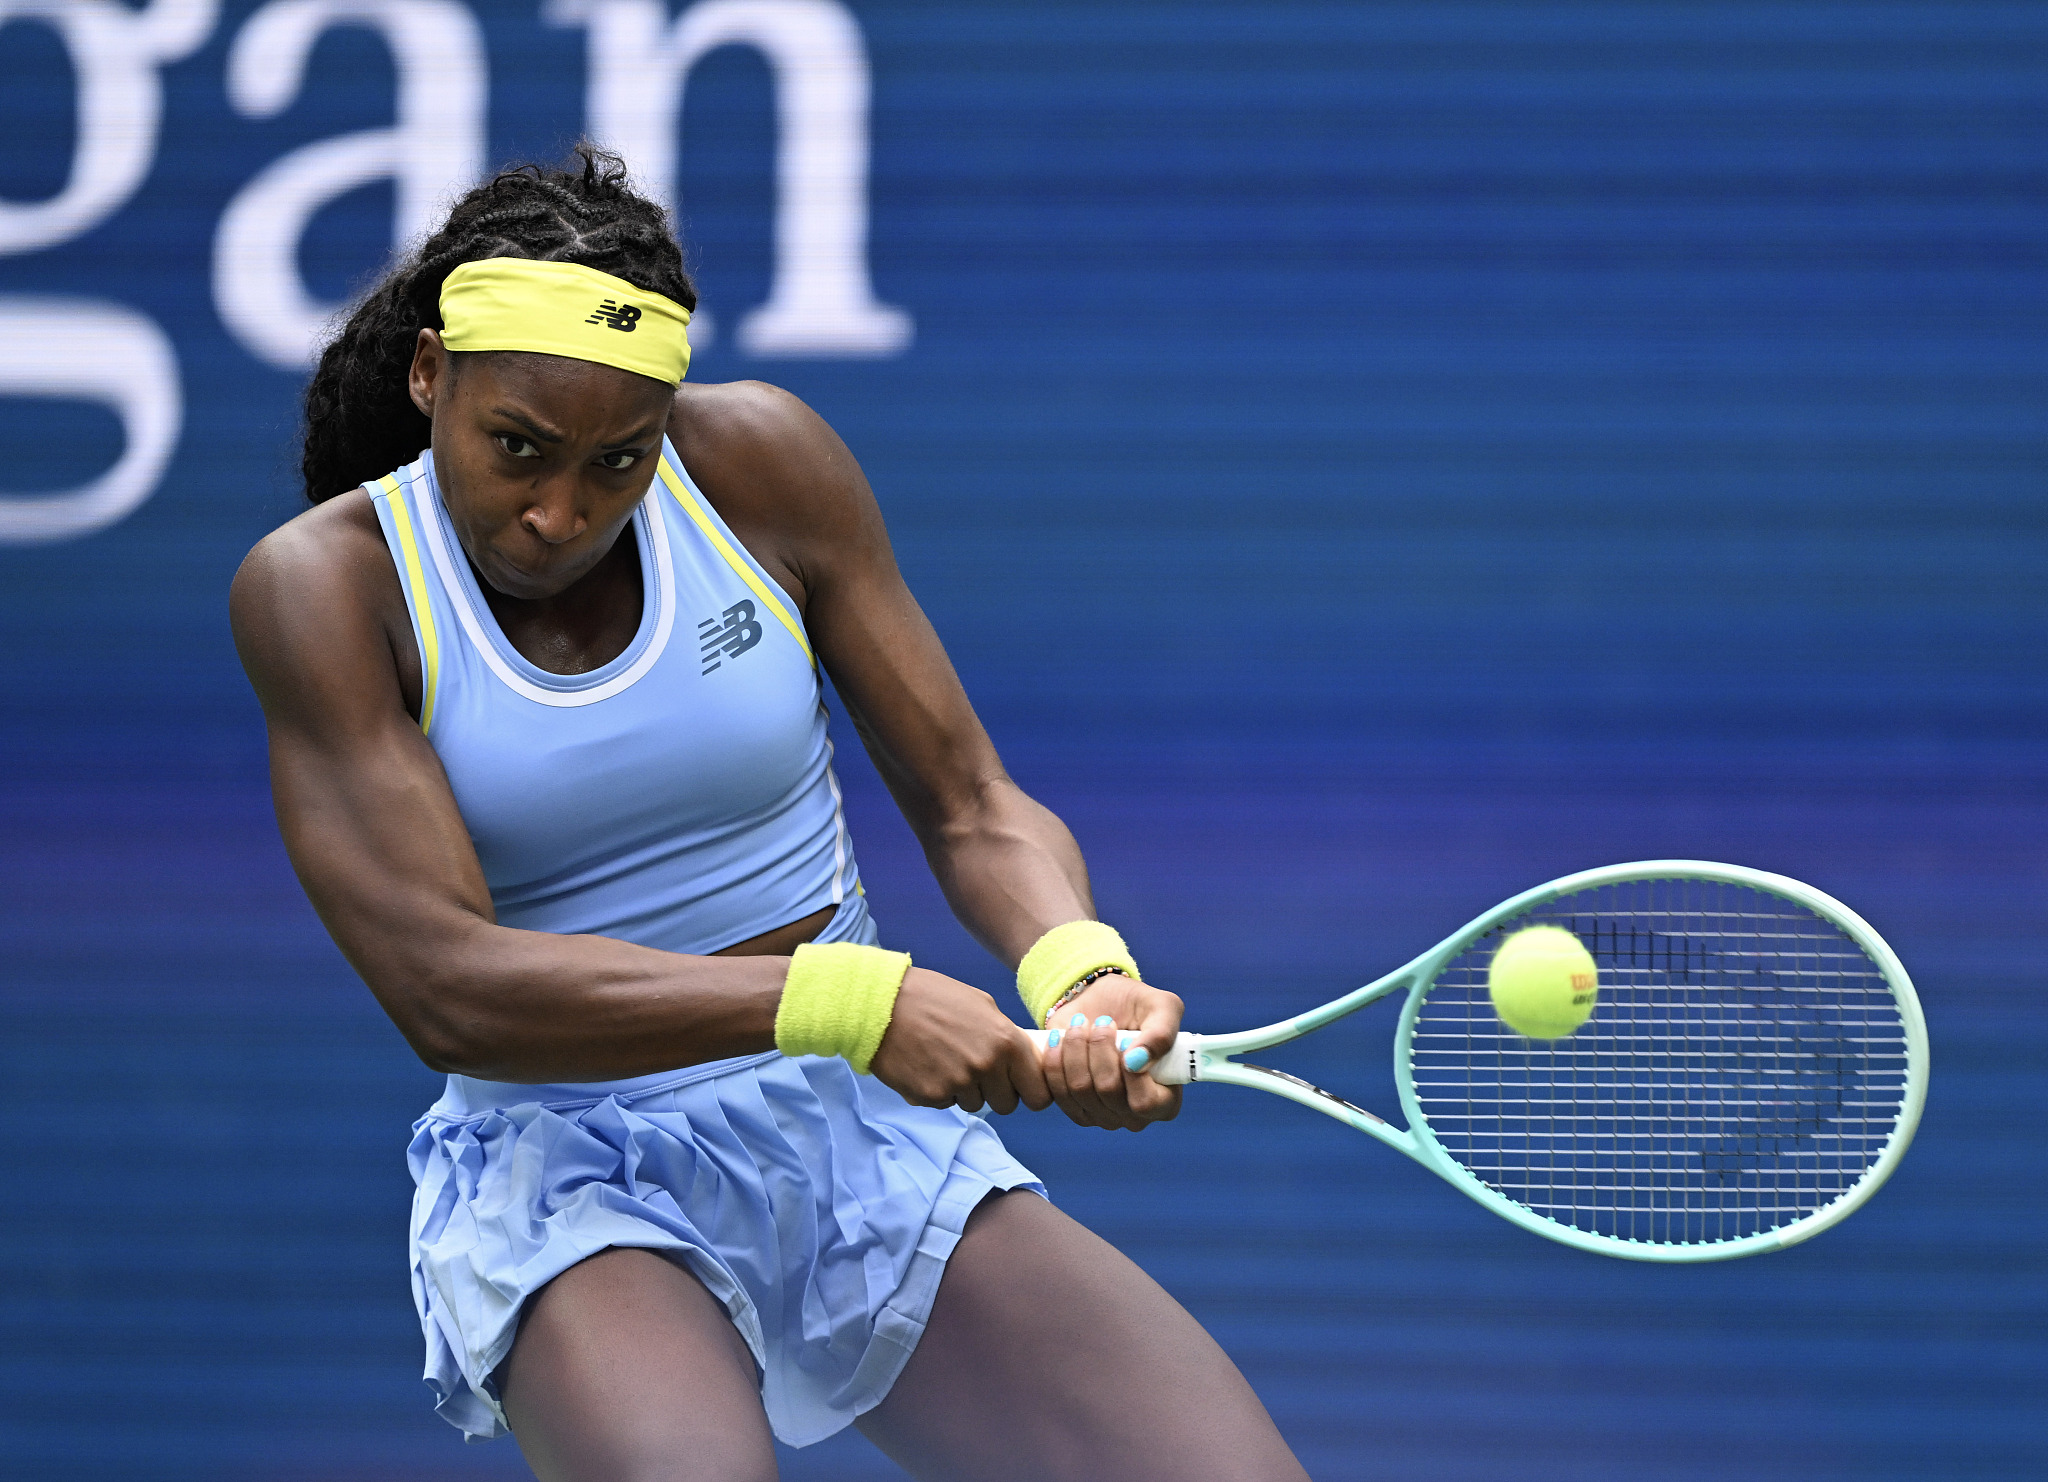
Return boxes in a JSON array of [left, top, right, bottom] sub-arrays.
[[1, 3, 2041, 1478]]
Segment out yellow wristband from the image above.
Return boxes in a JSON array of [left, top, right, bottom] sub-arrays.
[[1016, 920, 1141, 1028], [774, 942, 911, 1075]]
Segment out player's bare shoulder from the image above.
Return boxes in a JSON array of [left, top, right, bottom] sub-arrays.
[[229, 487, 421, 723], [668, 378, 843, 472], [666, 380, 881, 599]]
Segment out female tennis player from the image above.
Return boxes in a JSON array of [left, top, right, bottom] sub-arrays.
[[230, 149, 1307, 1482]]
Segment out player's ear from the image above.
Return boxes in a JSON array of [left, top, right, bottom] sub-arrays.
[[409, 329, 449, 419]]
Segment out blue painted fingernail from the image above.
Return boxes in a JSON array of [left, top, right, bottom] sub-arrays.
[[1124, 1046, 1152, 1072], [1116, 1032, 1135, 1051], [1069, 1013, 1088, 1029], [1094, 1015, 1115, 1028], [1046, 1029, 1062, 1049]]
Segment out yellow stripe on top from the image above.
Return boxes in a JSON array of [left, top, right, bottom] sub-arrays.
[[657, 459, 815, 667], [380, 473, 442, 732]]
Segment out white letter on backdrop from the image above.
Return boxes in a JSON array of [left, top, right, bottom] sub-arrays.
[[0, 0, 218, 254], [546, 0, 911, 357], [0, 301, 182, 544], [213, 0, 486, 370], [0, 0, 212, 543]]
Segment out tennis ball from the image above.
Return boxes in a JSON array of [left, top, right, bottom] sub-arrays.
[[1486, 925, 1598, 1039]]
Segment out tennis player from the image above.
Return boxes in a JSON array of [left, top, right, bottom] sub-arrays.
[[231, 148, 1307, 1482]]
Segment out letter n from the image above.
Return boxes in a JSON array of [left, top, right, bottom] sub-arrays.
[[547, 0, 912, 357]]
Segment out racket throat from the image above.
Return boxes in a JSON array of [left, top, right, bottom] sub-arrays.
[[1236, 1063, 1386, 1125]]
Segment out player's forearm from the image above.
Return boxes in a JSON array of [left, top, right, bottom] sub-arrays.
[[918, 780, 1100, 971], [355, 915, 789, 1082]]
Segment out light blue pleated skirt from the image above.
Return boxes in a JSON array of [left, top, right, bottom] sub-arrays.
[[405, 904, 1044, 1447]]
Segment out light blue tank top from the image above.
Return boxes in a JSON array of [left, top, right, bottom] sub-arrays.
[[366, 438, 868, 963]]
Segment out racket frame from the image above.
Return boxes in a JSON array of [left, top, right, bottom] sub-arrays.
[[1156, 860, 1928, 1262]]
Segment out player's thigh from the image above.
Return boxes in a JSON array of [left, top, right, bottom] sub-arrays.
[[857, 1191, 1307, 1482], [497, 1245, 776, 1482]]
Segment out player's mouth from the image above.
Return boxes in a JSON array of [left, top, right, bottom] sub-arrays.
[[474, 539, 592, 601]]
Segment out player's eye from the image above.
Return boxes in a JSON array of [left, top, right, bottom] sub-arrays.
[[495, 434, 541, 459], [596, 451, 639, 471]]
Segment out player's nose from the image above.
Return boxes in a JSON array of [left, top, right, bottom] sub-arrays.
[[520, 490, 588, 545]]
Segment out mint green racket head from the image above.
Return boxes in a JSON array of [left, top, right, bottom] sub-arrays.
[[1391, 863, 1927, 1261]]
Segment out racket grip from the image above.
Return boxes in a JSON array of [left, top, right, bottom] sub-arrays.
[[1024, 1029, 1200, 1085]]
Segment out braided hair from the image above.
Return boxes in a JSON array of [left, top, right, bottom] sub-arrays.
[[299, 144, 696, 504]]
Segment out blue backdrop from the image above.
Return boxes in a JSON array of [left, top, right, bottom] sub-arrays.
[[2, 3, 2042, 1478]]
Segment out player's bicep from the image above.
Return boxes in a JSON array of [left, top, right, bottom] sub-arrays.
[[265, 704, 491, 948], [812, 549, 1007, 829], [231, 529, 492, 995]]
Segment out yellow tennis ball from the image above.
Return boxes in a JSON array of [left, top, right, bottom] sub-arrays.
[[1486, 925, 1599, 1039]]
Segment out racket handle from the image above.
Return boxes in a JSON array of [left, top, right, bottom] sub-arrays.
[[1023, 1029, 1200, 1085]]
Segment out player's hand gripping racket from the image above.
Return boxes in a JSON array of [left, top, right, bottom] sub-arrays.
[[1032, 862, 1927, 1261]]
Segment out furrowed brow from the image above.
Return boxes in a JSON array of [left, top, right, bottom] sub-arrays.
[[601, 421, 666, 453], [489, 407, 566, 444]]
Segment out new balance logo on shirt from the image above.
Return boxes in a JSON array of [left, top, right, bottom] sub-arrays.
[[700, 601, 763, 673]]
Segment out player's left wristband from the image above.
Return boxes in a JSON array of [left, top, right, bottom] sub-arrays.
[[1017, 920, 1142, 1028], [774, 942, 912, 1075]]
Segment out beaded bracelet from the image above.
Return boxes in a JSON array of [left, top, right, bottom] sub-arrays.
[[1045, 965, 1133, 1023]]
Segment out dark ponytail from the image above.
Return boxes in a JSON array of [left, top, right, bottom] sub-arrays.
[[299, 143, 696, 504]]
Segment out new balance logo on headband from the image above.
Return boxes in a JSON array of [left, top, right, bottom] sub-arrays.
[[700, 601, 763, 674], [586, 300, 642, 332]]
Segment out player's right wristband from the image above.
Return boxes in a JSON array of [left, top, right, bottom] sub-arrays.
[[1017, 920, 1142, 1028], [774, 942, 912, 1075]]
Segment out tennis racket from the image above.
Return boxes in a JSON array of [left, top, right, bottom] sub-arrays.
[[1031, 861, 1927, 1262]]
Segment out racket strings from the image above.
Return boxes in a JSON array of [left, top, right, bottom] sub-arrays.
[[1408, 878, 1910, 1247]]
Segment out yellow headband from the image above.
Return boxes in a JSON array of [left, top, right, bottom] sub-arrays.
[[439, 258, 691, 385]]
